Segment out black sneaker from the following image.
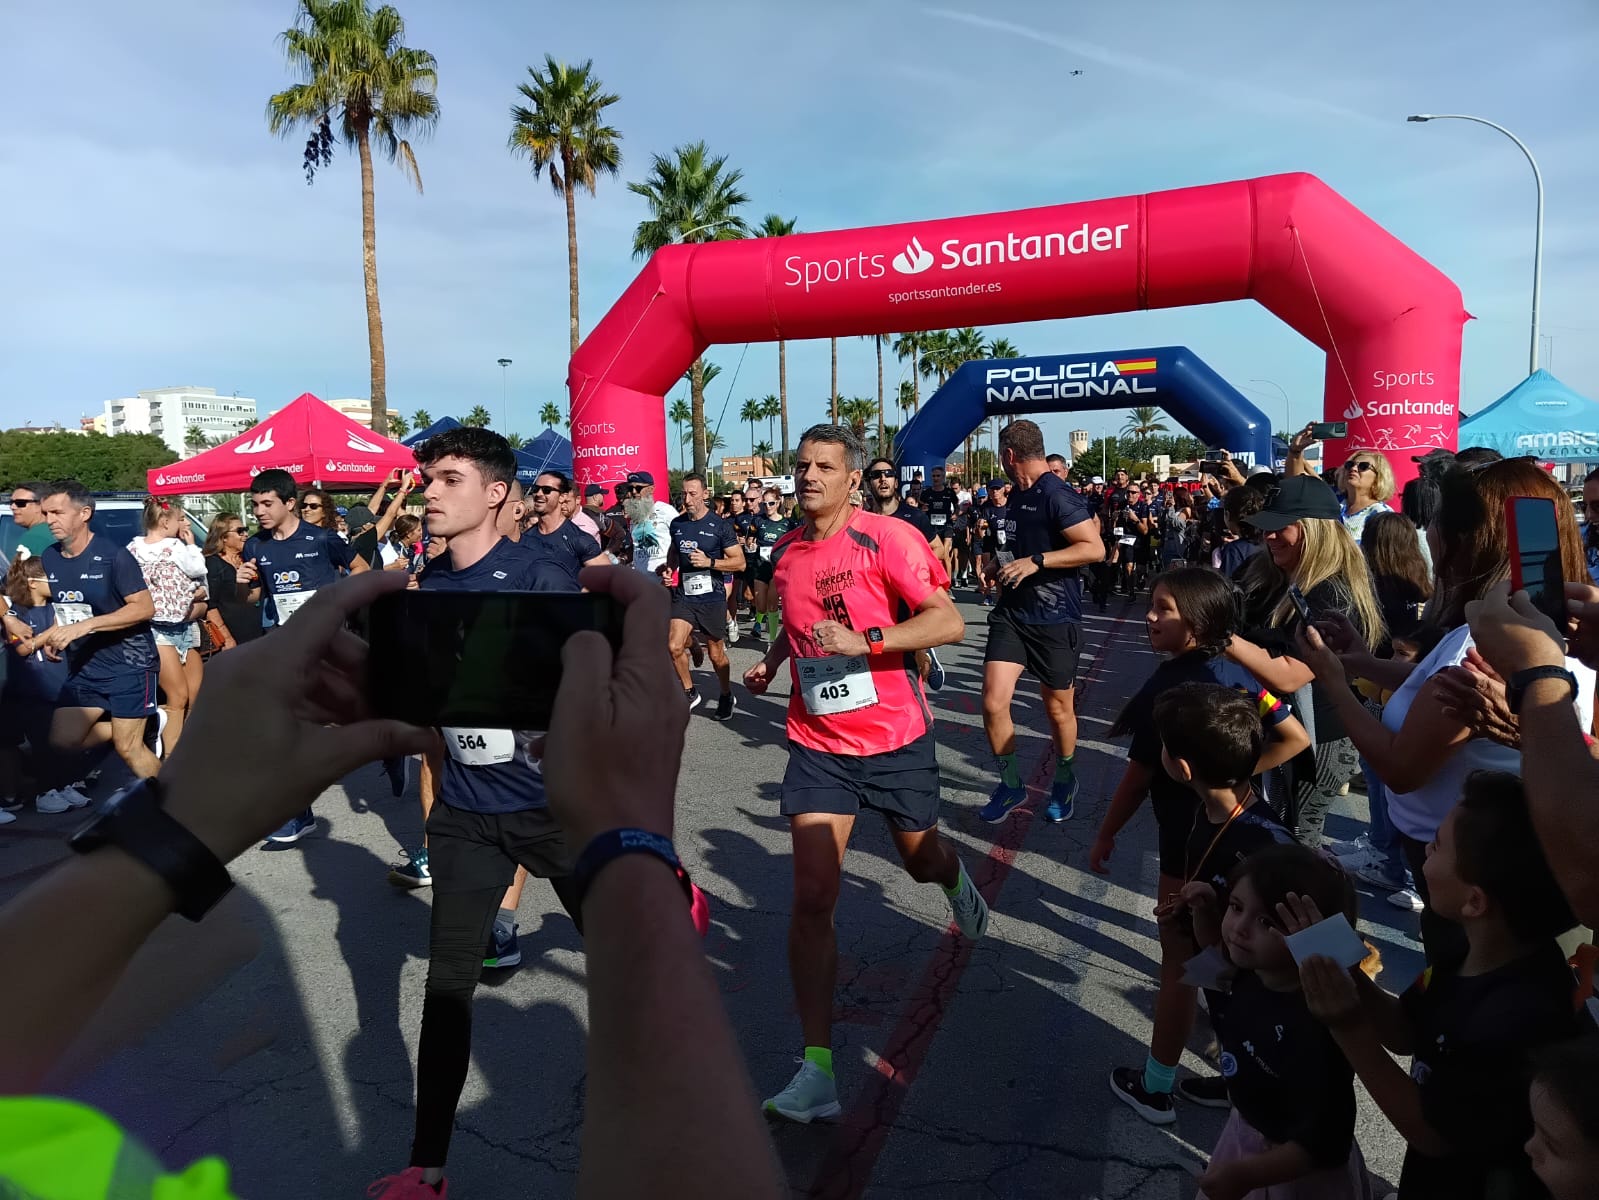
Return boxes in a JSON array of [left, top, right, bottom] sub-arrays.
[[685, 689, 702, 711], [712, 692, 734, 721], [1108, 1066, 1176, 1125], [1175, 1074, 1231, 1109]]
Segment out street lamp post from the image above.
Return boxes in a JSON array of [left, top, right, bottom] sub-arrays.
[[496, 358, 512, 432], [1248, 378, 1291, 436], [1408, 113, 1544, 375]]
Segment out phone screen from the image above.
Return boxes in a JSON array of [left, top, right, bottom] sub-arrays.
[[365, 590, 625, 730], [1309, 421, 1348, 440], [1507, 496, 1566, 625], [1287, 585, 1314, 627]]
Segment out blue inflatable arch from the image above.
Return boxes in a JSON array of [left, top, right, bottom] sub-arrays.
[[894, 346, 1273, 477]]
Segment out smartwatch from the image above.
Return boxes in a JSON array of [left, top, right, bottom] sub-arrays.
[[1506, 665, 1578, 715], [866, 626, 886, 656], [1031, 553, 1046, 571], [68, 778, 234, 922]]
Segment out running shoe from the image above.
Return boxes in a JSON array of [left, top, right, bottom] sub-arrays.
[[1175, 1074, 1231, 1109], [925, 647, 946, 692], [484, 922, 521, 969], [55, 784, 92, 809], [1, 795, 22, 813], [1325, 833, 1373, 859], [35, 789, 78, 814], [266, 810, 317, 844], [978, 780, 1028, 824], [382, 755, 409, 798], [1353, 863, 1407, 893], [1108, 1066, 1176, 1125], [1334, 845, 1383, 873], [1386, 887, 1424, 913], [763, 1060, 841, 1123], [366, 1167, 447, 1197], [388, 847, 431, 888], [727, 618, 740, 644], [0, 809, 15, 825], [946, 861, 989, 939], [1042, 774, 1077, 823], [152, 708, 168, 760], [685, 688, 702, 711], [712, 691, 735, 721]]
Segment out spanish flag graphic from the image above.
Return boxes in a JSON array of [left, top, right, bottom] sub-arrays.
[[1112, 358, 1157, 374]]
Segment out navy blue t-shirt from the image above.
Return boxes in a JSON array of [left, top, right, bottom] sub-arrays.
[[419, 536, 574, 814], [41, 535, 157, 682], [921, 487, 959, 535], [522, 520, 603, 592], [245, 520, 356, 623], [997, 472, 1094, 625], [5, 604, 68, 701], [885, 502, 937, 544], [669, 511, 738, 605]]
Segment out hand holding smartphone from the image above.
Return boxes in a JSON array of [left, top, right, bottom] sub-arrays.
[[1506, 496, 1568, 626]]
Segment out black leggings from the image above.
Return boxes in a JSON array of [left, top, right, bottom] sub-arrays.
[[410, 827, 582, 1168]]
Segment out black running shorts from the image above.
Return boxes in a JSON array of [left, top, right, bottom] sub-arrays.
[[781, 731, 941, 832], [984, 606, 1081, 691], [671, 596, 728, 642]]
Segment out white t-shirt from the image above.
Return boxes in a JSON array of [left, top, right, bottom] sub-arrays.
[[1382, 623, 1596, 841], [631, 500, 679, 574]]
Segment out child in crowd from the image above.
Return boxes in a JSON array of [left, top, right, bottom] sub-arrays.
[[1297, 771, 1590, 1199], [1094, 573, 1311, 1124], [1, 557, 91, 815], [1168, 843, 1373, 1199], [1525, 1038, 1599, 1200]]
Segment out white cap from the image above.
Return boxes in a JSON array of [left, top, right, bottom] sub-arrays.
[[1091, 475, 1105, 484]]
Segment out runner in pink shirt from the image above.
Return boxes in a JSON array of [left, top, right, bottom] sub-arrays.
[[743, 423, 989, 1125]]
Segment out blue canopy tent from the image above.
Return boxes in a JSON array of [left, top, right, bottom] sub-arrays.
[[402, 416, 462, 447], [514, 427, 574, 483], [1457, 371, 1599, 462]]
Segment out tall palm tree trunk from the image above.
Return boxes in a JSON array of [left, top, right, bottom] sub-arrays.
[[830, 337, 838, 423], [876, 339, 885, 455], [691, 358, 707, 476], [356, 125, 389, 435], [563, 151, 581, 357], [778, 339, 790, 472]]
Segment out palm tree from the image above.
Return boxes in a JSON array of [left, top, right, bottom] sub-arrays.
[[463, 405, 493, 428], [892, 332, 926, 414], [755, 214, 798, 469], [508, 56, 622, 356], [410, 407, 431, 430], [753, 439, 773, 472], [760, 394, 780, 465], [539, 401, 562, 428], [184, 425, 209, 453], [838, 396, 877, 442], [504, 432, 527, 450], [630, 142, 750, 476], [739, 397, 763, 456], [386, 412, 409, 439], [267, 0, 439, 437], [980, 333, 1017, 462], [861, 333, 889, 455], [1122, 406, 1170, 458], [895, 380, 917, 424], [669, 397, 691, 472]]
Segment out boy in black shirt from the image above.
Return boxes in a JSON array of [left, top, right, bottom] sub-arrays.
[[1298, 771, 1589, 1200]]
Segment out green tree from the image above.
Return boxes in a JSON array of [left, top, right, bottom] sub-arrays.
[[386, 411, 409, 439], [630, 142, 749, 476], [755, 214, 798, 469], [538, 401, 561, 428], [0, 432, 176, 492], [410, 407, 431, 430], [463, 405, 492, 428], [895, 379, 916, 423], [838, 396, 877, 441], [892, 331, 926, 414], [503, 432, 527, 450], [739, 397, 763, 456], [980, 334, 1018, 464], [184, 425, 210, 453], [1121, 406, 1170, 458], [861, 333, 889, 455], [267, 0, 439, 437], [760, 394, 781, 466], [668, 396, 691, 472], [508, 56, 622, 356], [753, 439, 773, 471]]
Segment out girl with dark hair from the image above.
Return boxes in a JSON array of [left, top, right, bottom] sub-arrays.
[[1091, 565, 1311, 1122], [1362, 512, 1432, 646]]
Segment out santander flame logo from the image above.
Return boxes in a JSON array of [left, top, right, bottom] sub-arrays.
[[234, 429, 275, 455], [892, 236, 935, 275], [346, 431, 383, 453], [1342, 400, 1364, 420]]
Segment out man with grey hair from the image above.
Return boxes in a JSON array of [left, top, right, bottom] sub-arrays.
[[743, 423, 987, 1123]]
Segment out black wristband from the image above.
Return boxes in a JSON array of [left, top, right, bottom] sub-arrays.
[[571, 828, 693, 910]]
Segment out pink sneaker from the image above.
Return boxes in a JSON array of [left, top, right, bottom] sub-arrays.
[[367, 1167, 447, 1197], [690, 883, 711, 938]]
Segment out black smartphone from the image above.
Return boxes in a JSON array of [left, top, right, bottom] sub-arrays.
[[365, 590, 625, 730], [1287, 584, 1314, 626], [1506, 496, 1566, 625], [1199, 459, 1230, 475], [1309, 421, 1348, 441]]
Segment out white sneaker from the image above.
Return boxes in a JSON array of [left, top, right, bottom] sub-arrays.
[[946, 861, 990, 939], [1386, 888, 1424, 912], [57, 784, 92, 809], [0, 809, 15, 825], [727, 618, 739, 643], [764, 1060, 841, 1123], [1325, 833, 1373, 859], [35, 789, 72, 814], [153, 708, 169, 759]]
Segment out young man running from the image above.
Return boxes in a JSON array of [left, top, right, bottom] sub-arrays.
[[975, 479, 1010, 607], [920, 464, 960, 585], [977, 420, 1102, 825], [26, 481, 160, 786], [236, 468, 366, 842], [863, 457, 947, 691], [371, 428, 582, 1198], [665, 473, 744, 718], [749, 486, 795, 643], [743, 424, 987, 1123], [728, 489, 759, 641]]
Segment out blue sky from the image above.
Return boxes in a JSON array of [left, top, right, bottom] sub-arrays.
[[5, 0, 1595, 456]]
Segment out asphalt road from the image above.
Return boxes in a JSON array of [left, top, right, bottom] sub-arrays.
[[1, 590, 1424, 1198]]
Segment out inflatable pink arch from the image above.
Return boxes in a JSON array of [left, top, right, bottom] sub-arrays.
[[569, 172, 1466, 489]]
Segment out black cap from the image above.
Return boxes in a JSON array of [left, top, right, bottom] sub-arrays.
[[1243, 474, 1342, 532], [583, 483, 606, 498], [1411, 448, 1453, 465], [625, 470, 654, 486]]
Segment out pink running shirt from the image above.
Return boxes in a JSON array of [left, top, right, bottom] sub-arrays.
[[772, 509, 950, 755]]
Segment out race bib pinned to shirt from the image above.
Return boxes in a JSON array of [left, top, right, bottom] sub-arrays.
[[930, 514, 948, 527], [272, 589, 317, 623], [682, 572, 714, 598], [52, 602, 93, 628], [442, 727, 516, 766], [759, 546, 774, 561], [796, 654, 878, 716]]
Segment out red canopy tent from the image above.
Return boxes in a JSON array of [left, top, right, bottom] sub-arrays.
[[147, 393, 415, 495]]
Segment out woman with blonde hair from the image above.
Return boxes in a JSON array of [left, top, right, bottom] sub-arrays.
[[1334, 447, 1395, 545], [202, 512, 260, 647], [126, 498, 208, 756], [1224, 476, 1385, 847]]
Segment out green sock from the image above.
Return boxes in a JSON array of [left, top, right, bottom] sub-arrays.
[[1055, 754, 1075, 782], [941, 863, 967, 898], [1000, 753, 1021, 788], [804, 1045, 834, 1079]]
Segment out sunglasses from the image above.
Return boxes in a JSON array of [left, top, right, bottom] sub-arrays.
[[627, 484, 646, 494], [533, 485, 563, 495], [10, 498, 37, 508], [764, 500, 780, 507], [1342, 461, 1374, 473], [302, 502, 323, 510], [229, 526, 247, 536], [866, 469, 896, 480]]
